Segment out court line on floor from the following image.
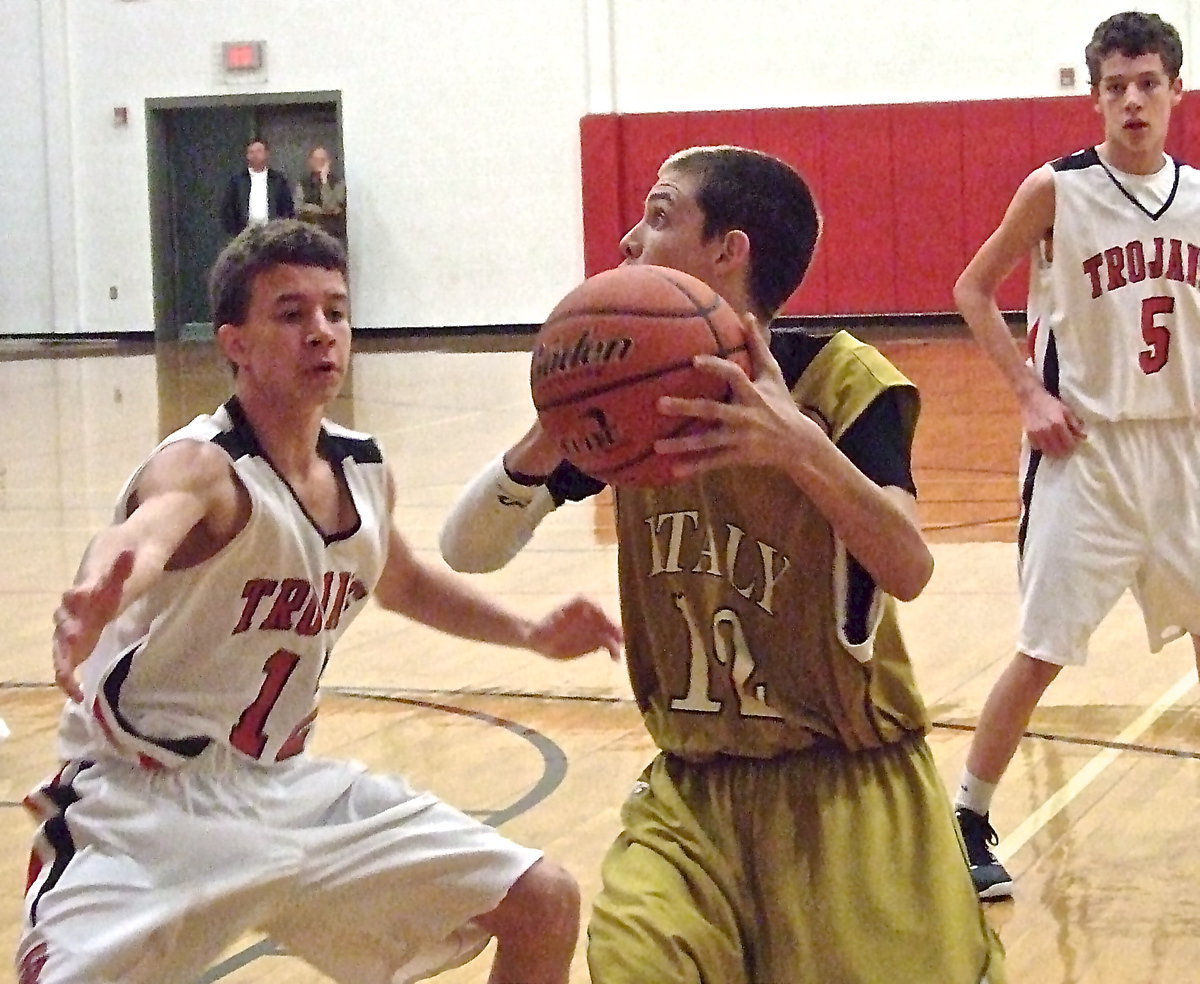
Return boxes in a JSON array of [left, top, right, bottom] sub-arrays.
[[344, 690, 570, 827], [932, 720, 1200, 759], [996, 669, 1196, 863]]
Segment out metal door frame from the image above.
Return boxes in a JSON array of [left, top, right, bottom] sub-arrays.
[[146, 90, 342, 339]]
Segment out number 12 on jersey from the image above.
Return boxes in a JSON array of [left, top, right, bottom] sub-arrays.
[[668, 593, 783, 719], [230, 647, 302, 759]]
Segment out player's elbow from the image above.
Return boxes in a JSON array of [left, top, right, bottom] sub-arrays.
[[953, 266, 1003, 323], [952, 272, 981, 316], [372, 572, 410, 615], [889, 548, 934, 603]]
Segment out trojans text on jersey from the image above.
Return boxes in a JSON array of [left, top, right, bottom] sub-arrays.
[[232, 571, 368, 636], [1082, 236, 1200, 298]]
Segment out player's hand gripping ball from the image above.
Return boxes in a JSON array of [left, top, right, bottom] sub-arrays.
[[530, 265, 750, 487]]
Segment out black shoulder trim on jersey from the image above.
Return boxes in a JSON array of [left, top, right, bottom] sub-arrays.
[[103, 646, 213, 760], [1051, 147, 1100, 172], [212, 397, 262, 462], [321, 429, 384, 465], [838, 391, 918, 496], [769, 327, 833, 389]]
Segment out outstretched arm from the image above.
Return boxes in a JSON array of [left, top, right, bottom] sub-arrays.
[[954, 165, 1085, 456], [53, 441, 240, 700], [382, 472, 621, 660]]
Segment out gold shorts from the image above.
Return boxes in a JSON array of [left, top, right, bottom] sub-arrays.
[[588, 735, 1005, 984]]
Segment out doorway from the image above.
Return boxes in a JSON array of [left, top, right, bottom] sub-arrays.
[[146, 91, 344, 340]]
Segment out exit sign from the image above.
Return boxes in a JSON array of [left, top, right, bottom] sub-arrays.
[[222, 41, 264, 72]]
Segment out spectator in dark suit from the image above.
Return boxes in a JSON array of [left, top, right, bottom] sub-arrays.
[[221, 139, 294, 236]]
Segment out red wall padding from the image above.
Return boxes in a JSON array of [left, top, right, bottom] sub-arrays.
[[820, 105, 896, 314], [961, 99, 1034, 312], [1170, 91, 1195, 159], [1030, 95, 1100, 163], [580, 92, 1200, 315], [579, 114, 625, 277], [892, 101, 963, 315]]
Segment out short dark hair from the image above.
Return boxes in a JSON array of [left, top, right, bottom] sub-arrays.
[[661, 146, 821, 318], [247, 137, 269, 150], [1086, 11, 1183, 85], [209, 219, 347, 326]]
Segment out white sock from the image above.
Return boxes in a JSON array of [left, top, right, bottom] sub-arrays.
[[955, 770, 997, 816]]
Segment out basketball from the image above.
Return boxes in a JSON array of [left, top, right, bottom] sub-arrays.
[[530, 264, 750, 487]]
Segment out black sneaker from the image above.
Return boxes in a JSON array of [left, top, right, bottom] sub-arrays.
[[955, 807, 1014, 900]]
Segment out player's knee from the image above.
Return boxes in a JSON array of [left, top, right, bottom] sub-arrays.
[[484, 859, 580, 944], [1014, 651, 1063, 690], [518, 859, 580, 936]]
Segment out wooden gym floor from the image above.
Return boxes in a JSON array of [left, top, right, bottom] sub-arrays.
[[1, 328, 1198, 983]]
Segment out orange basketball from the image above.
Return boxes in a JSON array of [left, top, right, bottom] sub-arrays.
[[531, 264, 750, 487]]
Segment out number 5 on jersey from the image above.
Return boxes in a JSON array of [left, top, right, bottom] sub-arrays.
[[1140, 295, 1174, 374]]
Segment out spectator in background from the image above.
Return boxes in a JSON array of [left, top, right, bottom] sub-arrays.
[[295, 146, 347, 246], [221, 138, 294, 236]]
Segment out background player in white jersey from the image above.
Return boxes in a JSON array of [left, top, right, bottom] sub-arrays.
[[17, 219, 623, 984], [952, 10, 1200, 900], [442, 146, 1004, 983]]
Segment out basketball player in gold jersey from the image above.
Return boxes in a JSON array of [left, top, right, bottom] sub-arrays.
[[441, 146, 1005, 983]]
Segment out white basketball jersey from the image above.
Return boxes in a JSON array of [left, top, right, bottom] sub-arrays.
[[1028, 148, 1200, 422], [59, 399, 390, 768]]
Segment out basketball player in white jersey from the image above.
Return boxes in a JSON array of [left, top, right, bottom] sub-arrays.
[[952, 11, 1200, 900], [16, 220, 623, 984]]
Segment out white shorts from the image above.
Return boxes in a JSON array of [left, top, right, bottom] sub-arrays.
[[17, 747, 542, 984], [1017, 417, 1200, 666]]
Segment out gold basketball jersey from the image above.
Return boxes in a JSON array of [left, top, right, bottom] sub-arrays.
[[615, 331, 929, 760]]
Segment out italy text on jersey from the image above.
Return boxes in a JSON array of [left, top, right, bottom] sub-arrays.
[[645, 508, 792, 720]]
